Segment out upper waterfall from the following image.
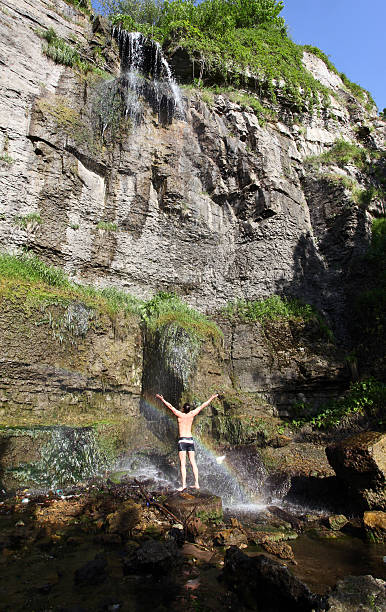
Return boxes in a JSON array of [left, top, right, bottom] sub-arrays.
[[112, 28, 184, 125]]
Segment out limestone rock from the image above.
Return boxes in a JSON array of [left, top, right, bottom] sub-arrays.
[[327, 575, 386, 612], [223, 547, 324, 611], [214, 528, 248, 548], [122, 539, 181, 575], [165, 490, 222, 522], [260, 539, 296, 562], [326, 432, 386, 510], [328, 514, 349, 531], [106, 500, 142, 535], [363, 511, 386, 542]]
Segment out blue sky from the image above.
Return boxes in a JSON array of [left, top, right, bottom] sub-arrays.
[[91, 0, 386, 111], [282, 0, 386, 111]]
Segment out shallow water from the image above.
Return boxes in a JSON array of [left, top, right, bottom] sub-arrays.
[[290, 532, 386, 594]]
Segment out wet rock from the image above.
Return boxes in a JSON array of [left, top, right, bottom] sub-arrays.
[[326, 432, 386, 510], [122, 539, 181, 576], [74, 554, 108, 586], [327, 575, 386, 611], [169, 523, 185, 546], [165, 490, 222, 522], [267, 506, 303, 530], [363, 511, 386, 542], [327, 514, 348, 531], [214, 528, 248, 548], [260, 540, 296, 563], [269, 434, 292, 448], [186, 517, 206, 541], [248, 524, 298, 545], [106, 500, 141, 535], [223, 547, 325, 611]]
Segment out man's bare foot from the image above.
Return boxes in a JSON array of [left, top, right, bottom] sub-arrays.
[[177, 486, 186, 491], [193, 484, 200, 489]]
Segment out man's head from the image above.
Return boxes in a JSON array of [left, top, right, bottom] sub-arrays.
[[182, 403, 191, 414]]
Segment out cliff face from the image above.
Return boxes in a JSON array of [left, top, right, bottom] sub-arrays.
[[1, 1, 384, 330], [0, 0, 384, 486]]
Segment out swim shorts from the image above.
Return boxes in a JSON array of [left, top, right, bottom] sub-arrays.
[[178, 437, 195, 452]]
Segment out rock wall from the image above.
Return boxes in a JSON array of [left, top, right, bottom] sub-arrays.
[[1, 0, 384, 341], [0, 0, 384, 488]]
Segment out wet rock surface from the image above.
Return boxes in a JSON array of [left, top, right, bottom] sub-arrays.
[[223, 546, 325, 611], [363, 511, 386, 543], [326, 432, 386, 510], [0, 479, 385, 611], [327, 575, 386, 612]]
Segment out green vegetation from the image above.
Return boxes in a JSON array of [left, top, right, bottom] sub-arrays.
[[222, 295, 334, 340], [223, 295, 311, 323], [0, 252, 70, 287], [0, 252, 142, 315], [291, 379, 386, 430], [0, 153, 13, 164], [14, 213, 42, 229], [64, 0, 91, 15], [102, 0, 334, 113], [37, 27, 90, 72], [183, 83, 277, 123], [306, 139, 368, 170], [97, 221, 118, 231], [0, 253, 221, 345], [142, 291, 222, 344], [306, 140, 386, 208]]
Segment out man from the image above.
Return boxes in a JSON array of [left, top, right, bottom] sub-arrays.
[[155, 393, 218, 491]]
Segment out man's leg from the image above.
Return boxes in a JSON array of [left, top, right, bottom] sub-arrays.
[[178, 450, 187, 491], [188, 451, 199, 489]]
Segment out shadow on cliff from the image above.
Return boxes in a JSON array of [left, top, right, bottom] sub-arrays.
[[273, 202, 370, 347], [0, 436, 10, 494]]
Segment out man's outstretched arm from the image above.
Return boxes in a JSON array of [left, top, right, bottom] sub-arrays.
[[191, 393, 218, 417], [156, 394, 183, 416]]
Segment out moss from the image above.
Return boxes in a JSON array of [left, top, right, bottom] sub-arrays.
[[36, 95, 98, 152]]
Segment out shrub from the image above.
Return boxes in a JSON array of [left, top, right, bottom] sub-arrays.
[[291, 379, 386, 430]]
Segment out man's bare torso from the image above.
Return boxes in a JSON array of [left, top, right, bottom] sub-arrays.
[[177, 413, 195, 437]]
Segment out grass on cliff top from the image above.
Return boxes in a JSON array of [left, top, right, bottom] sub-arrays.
[[221, 295, 334, 340], [0, 252, 142, 315], [142, 291, 222, 343], [0, 253, 221, 342], [222, 295, 313, 322]]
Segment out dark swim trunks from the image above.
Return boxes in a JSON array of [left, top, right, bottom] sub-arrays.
[[178, 437, 195, 452]]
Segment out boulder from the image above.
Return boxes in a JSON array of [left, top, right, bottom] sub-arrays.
[[260, 540, 296, 562], [165, 490, 222, 522], [327, 515, 348, 531], [327, 575, 386, 611], [74, 554, 107, 586], [122, 539, 181, 576], [213, 528, 248, 548], [223, 547, 324, 611], [363, 511, 386, 543], [326, 432, 386, 510], [106, 500, 141, 535]]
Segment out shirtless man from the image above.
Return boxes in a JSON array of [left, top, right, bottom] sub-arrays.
[[156, 393, 218, 490]]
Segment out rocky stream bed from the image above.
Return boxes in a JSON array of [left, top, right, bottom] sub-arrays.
[[0, 475, 385, 612]]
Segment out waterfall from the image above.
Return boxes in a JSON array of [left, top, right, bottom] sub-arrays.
[[112, 29, 184, 125]]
